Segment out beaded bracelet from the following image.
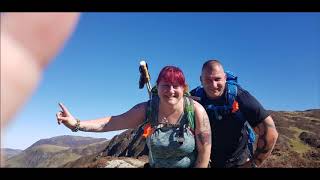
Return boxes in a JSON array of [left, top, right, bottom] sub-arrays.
[[72, 119, 80, 132]]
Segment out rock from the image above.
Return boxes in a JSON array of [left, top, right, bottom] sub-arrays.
[[104, 158, 146, 168], [299, 132, 320, 148]]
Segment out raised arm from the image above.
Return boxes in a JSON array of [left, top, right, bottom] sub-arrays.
[[193, 100, 212, 168], [56, 102, 147, 132], [252, 115, 278, 167]]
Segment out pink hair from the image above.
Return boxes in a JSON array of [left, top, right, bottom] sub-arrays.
[[156, 66, 186, 87]]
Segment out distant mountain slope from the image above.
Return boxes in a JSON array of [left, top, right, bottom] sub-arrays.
[[5, 135, 109, 167], [27, 135, 107, 149], [1, 148, 23, 161]]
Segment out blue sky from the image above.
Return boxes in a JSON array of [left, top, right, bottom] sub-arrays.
[[3, 13, 320, 150]]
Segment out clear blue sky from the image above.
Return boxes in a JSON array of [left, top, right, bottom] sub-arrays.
[[3, 13, 320, 150]]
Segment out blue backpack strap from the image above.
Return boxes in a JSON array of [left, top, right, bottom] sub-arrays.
[[244, 121, 256, 159], [226, 71, 238, 82], [225, 71, 238, 108], [205, 82, 238, 121]]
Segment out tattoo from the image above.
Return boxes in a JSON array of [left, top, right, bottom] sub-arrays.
[[202, 113, 211, 132], [197, 132, 211, 145], [255, 147, 270, 154], [256, 122, 268, 153], [79, 125, 95, 132]]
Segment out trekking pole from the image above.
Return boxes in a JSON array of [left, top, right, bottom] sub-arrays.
[[139, 60, 152, 99]]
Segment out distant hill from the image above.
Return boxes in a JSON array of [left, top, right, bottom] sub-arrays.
[[27, 135, 107, 149], [5, 135, 109, 167], [1, 148, 23, 161]]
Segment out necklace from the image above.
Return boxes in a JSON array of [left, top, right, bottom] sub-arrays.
[[159, 116, 169, 124]]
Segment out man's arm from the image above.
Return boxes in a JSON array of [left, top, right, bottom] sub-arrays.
[[252, 115, 278, 167]]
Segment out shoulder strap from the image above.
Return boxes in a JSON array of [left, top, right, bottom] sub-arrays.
[[184, 97, 195, 131], [145, 96, 160, 126], [226, 82, 237, 108]]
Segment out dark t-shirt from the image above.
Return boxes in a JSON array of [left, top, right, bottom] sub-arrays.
[[190, 85, 270, 167]]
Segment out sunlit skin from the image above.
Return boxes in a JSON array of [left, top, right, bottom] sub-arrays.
[[158, 81, 184, 106], [156, 81, 185, 124], [200, 63, 227, 99]]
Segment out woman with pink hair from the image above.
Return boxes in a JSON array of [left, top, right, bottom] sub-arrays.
[[56, 66, 211, 168]]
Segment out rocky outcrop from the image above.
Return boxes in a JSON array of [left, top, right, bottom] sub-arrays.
[[299, 132, 320, 148], [101, 124, 148, 157], [103, 157, 147, 168]]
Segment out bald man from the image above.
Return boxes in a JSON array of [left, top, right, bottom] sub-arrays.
[[190, 60, 278, 168]]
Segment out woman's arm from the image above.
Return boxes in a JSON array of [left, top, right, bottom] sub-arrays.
[[56, 102, 147, 132], [193, 101, 212, 168]]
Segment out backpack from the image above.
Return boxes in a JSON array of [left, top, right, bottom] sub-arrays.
[[142, 87, 195, 139], [192, 71, 256, 159]]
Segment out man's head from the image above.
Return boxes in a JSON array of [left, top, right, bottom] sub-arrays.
[[200, 60, 227, 99]]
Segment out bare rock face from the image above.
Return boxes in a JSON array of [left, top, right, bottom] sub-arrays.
[[102, 124, 149, 157]]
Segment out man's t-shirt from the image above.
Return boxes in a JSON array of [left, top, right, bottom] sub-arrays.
[[190, 85, 270, 167]]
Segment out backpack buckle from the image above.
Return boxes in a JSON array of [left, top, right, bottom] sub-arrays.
[[176, 137, 185, 145]]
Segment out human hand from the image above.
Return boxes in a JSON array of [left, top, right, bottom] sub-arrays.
[[1, 13, 80, 129], [56, 103, 78, 130]]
